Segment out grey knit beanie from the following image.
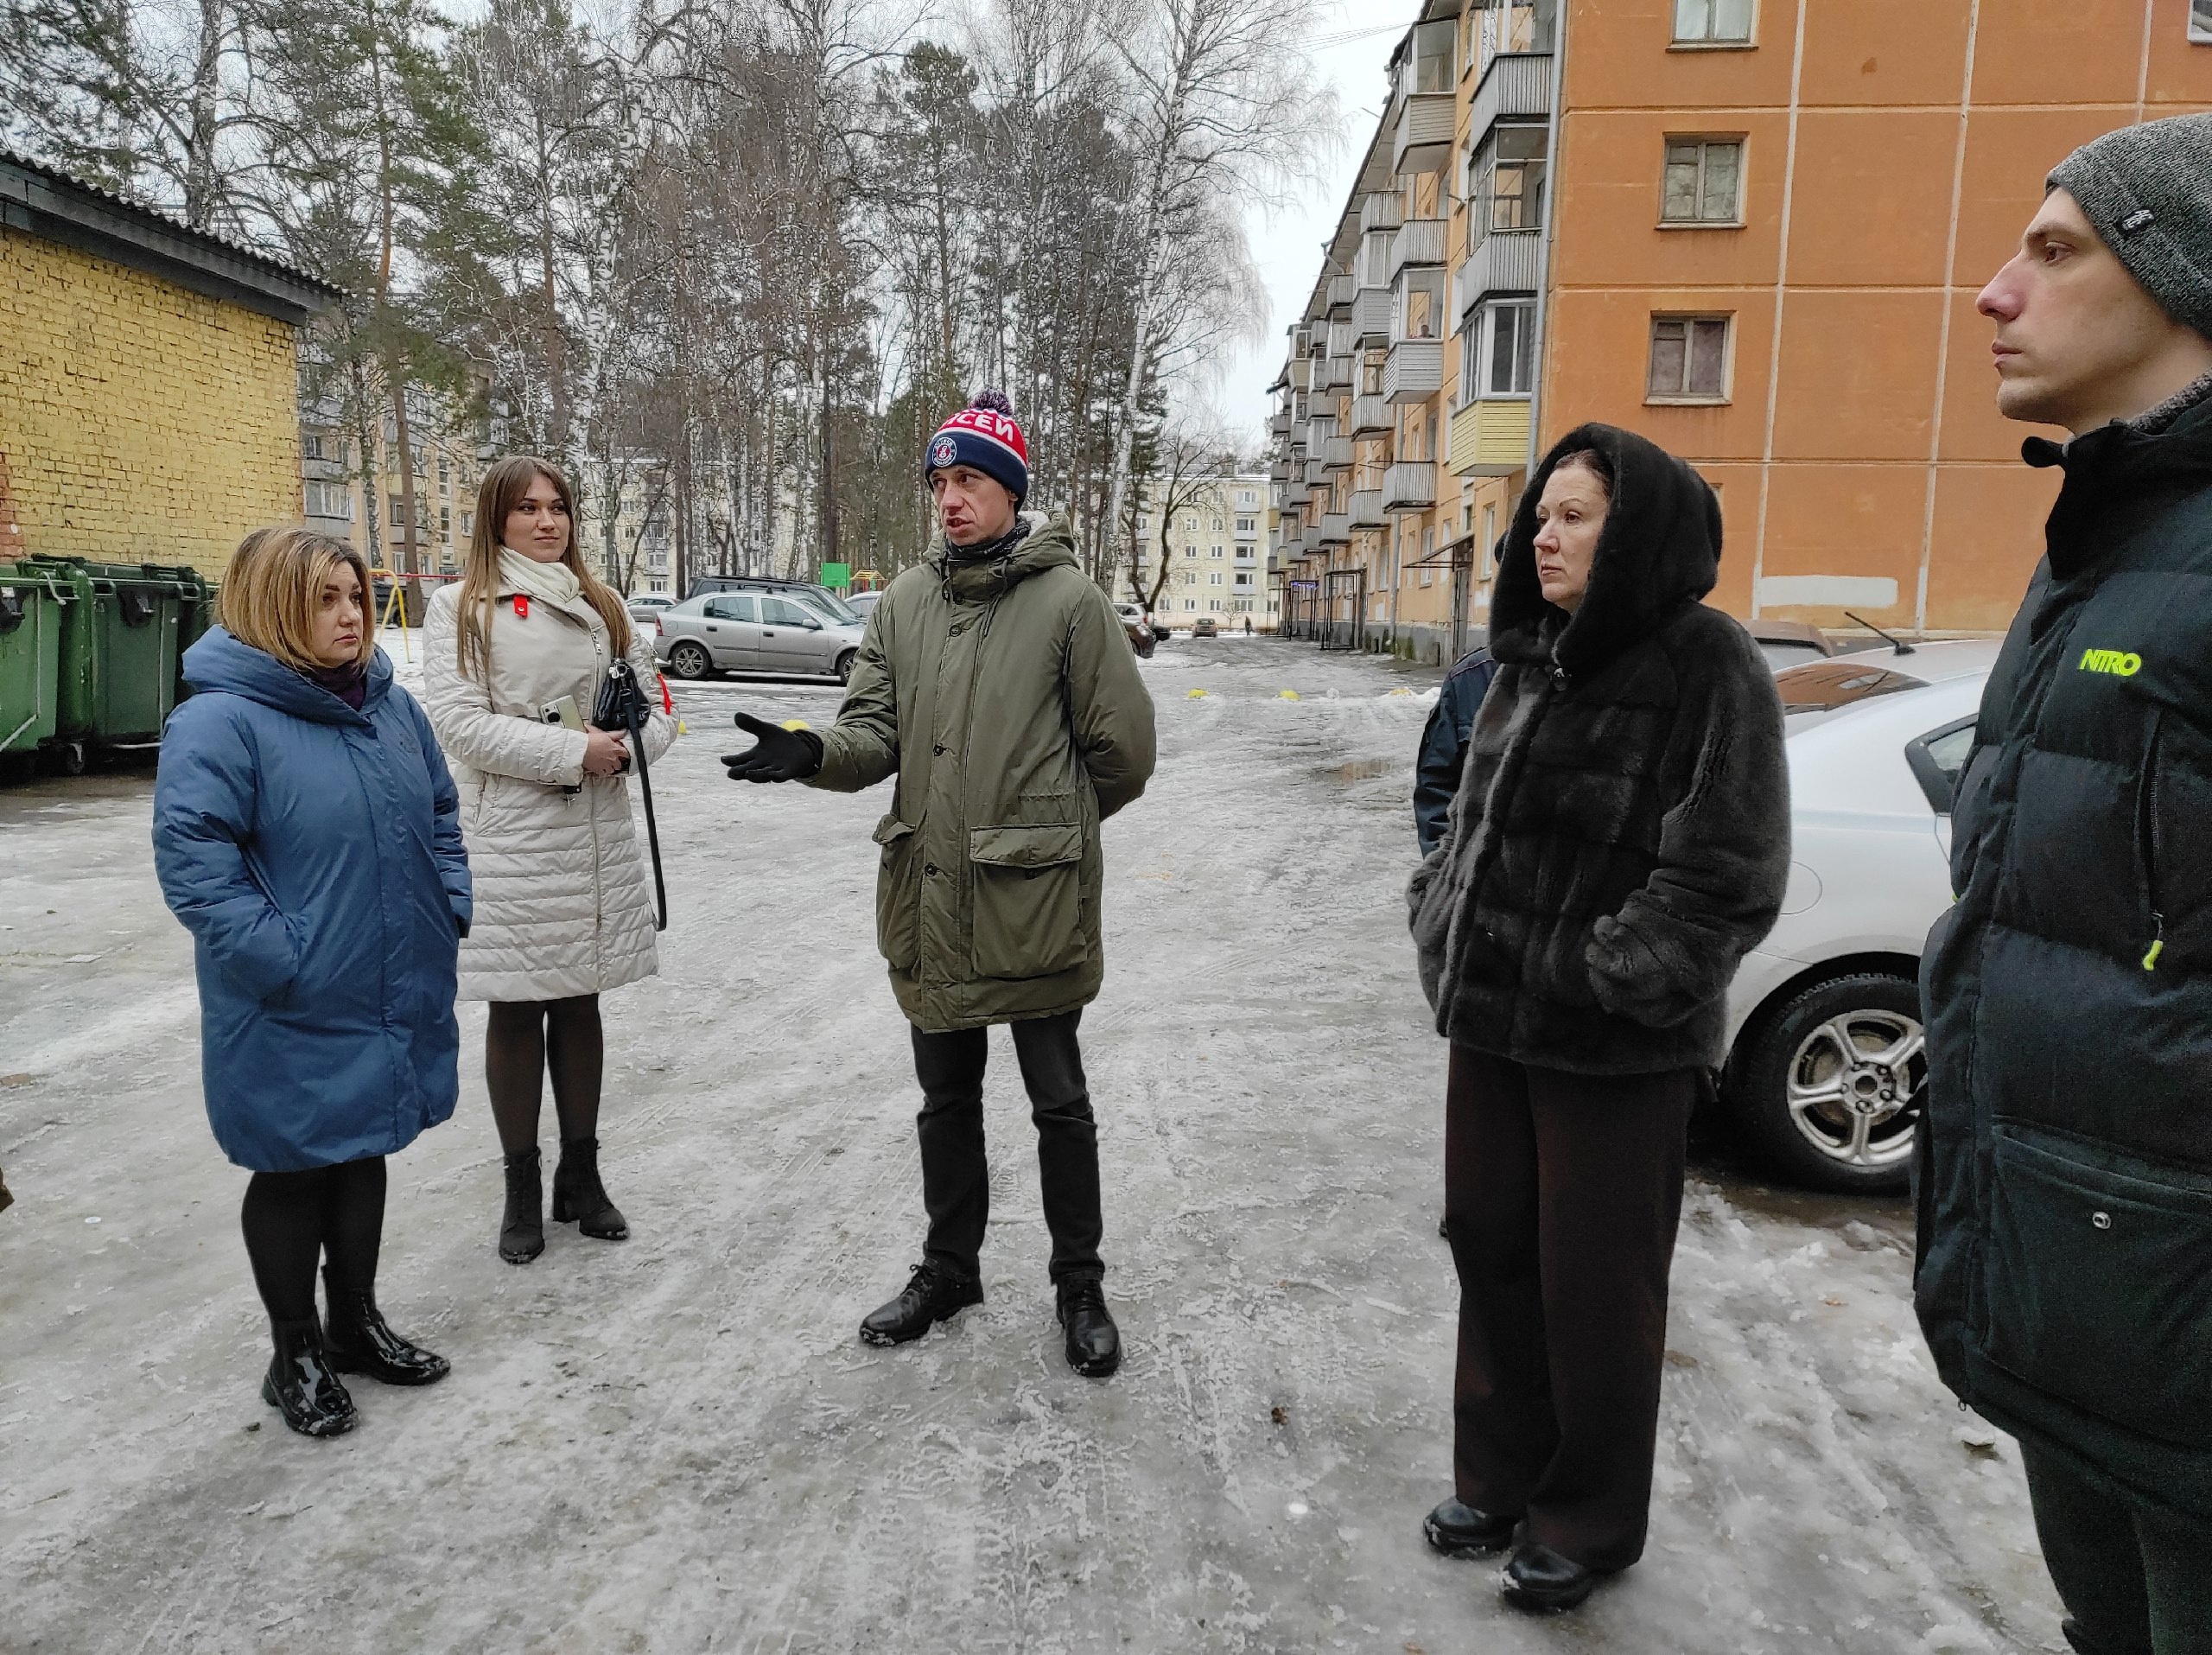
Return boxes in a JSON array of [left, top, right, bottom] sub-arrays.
[[2048, 113, 2212, 339]]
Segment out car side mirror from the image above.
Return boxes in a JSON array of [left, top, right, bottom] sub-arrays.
[[804, 617, 823, 630]]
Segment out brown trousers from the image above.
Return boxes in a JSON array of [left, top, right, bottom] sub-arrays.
[[1444, 1042, 1696, 1573]]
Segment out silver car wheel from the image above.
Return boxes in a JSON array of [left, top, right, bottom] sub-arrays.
[[668, 641, 711, 680], [1784, 1010, 1923, 1169]]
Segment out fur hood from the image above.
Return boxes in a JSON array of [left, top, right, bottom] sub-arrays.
[[1489, 423, 1723, 678]]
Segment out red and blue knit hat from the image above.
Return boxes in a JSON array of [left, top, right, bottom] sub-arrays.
[[925, 390, 1029, 504]]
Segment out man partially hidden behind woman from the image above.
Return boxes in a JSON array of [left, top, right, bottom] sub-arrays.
[[1409, 425, 1790, 1611]]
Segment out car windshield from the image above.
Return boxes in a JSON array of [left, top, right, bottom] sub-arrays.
[[1774, 661, 1929, 714], [799, 589, 861, 625]]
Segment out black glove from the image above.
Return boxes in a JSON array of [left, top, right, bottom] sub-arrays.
[[722, 711, 824, 783]]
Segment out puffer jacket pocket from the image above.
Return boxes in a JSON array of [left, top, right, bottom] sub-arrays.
[[969, 822, 1086, 979], [1982, 1122, 2212, 1449], [873, 813, 921, 971]]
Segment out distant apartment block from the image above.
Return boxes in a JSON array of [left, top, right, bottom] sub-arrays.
[[1271, 0, 2212, 659], [1123, 474, 1274, 627]]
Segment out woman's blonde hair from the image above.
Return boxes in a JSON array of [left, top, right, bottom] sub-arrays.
[[215, 526, 374, 672], [454, 455, 632, 684]]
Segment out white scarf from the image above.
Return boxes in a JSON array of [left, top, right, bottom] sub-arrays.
[[499, 545, 582, 608]]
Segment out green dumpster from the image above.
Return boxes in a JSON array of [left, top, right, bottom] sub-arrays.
[[22, 557, 201, 748], [0, 561, 67, 760]]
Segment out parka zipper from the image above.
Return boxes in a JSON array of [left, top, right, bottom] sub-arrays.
[[2137, 707, 2165, 971]]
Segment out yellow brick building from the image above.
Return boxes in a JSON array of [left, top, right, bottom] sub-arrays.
[[0, 152, 340, 577]]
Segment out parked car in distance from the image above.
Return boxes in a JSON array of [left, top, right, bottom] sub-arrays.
[[655, 590, 867, 683], [1746, 618, 1838, 672], [1191, 616, 1218, 639], [1719, 639, 1999, 1194], [1119, 611, 1155, 659], [626, 594, 676, 624], [686, 574, 863, 629], [844, 589, 882, 621]]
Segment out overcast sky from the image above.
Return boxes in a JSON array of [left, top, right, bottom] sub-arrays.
[[1211, 1, 1422, 453]]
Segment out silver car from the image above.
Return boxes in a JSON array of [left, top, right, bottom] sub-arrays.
[[655, 591, 866, 683]]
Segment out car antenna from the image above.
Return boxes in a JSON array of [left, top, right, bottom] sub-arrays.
[[1844, 611, 1916, 655]]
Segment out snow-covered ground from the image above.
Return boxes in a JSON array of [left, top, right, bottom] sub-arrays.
[[0, 638, 2061, 1653]]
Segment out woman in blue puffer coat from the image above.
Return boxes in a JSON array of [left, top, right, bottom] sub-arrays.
[[155, 527, 472, 1438]]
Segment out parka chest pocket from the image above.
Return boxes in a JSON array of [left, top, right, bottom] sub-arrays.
[[872, 813, 921, 971], [968, 823, 1087, 980]]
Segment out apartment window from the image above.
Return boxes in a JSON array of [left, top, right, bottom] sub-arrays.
[[1460, 299, 1536, 400], [1648, 315, 1732, 402], [460, 512, 474, 536], [1185, 544, 1198, 559], [302, 433, 326, 461], [1209, 571, 1223, 586], [439, 506, 450, 535], [2193, 0, 2211, 38], [303, 480, 350, 519], [1235, 516, 1256, 533], [1185, 598, 1198, 611], [1481, 126, 1548, 233], [1211, 544, 1224, 558], [1674, 0, 1752, 43], [1662, 138, 1744, 224], [1235, 572, 1253, 589], [1237, 491, 1256, 506], [1212, 516, 1224, 531]]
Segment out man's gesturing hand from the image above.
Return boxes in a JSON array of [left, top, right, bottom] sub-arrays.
[[722, 711, 824, 783]]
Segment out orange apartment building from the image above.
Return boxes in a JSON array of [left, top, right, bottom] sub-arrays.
[[1270, 0, 2212, 657]]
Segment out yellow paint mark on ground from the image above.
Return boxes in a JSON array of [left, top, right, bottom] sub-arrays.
[[1277, 690, 1301, 700], [781, 719, 812, 731], [1387, 687, 1414, 697], [1187, 689, 1209, 699]]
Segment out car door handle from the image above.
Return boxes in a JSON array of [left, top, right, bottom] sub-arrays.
[[705, 624, 718, 631], [762, 630, 776, 637]]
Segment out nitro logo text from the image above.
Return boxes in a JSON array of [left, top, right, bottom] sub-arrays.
[[2077, 647, 2142, 677]]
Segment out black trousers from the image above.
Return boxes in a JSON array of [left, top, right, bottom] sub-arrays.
[[238, 1155, 387, 1325], [1444, 1043, 1696, 1573], [910, 1009, 1103, 1284], [2024, 1442, 2212, 1655]]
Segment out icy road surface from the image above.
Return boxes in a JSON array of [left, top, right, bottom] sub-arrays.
[[1, 635, 2061, 1653]]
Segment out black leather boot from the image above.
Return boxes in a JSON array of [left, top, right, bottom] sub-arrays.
[[1422, 1497, 1519, 1556], [550, 1136, 628, 1240], [260, 1316, 356, 1437], [1502, 1540, 1609, 1612], [1056, 1276, 1122, 1378], [322, 1267, 450, 1387], [859, 1261, 983, 1346], [500, 1148, 544, 1264]]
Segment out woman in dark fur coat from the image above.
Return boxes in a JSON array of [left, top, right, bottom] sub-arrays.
[[1408, 423, 1789, 1612]]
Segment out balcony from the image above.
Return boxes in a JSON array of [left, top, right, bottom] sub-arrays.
[[1389, 218, 1447, 282], [1283, 475, 1311, 509], [1268, 458, 1293, 483], [1393, 92, 1454, 176], [1268, 409, 1292, 437], [1348, 488, 1386, 529], [1316, 512, 1351, 547], [1382, 461, 1438, 512], [1326, 274, 1355, 314], [1359, 192, 1404, 236], [1323, 353, 1355, 390], [1383, 339, 1444, 403], [1456, 228, 1543, 310], [1320, 436, 1354, 472], [1327, 319, 1355, 357], [1304, 458, 1329, 488], [1351, 393, 1392, 436], [1470, 53, 1553, 145], [1351, 287, 1392, 344], [1308, 411, 1338, 445], [1287, 357, 1313, 391], [1448, 398, 1534, 478]]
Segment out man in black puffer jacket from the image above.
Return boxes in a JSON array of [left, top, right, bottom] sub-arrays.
[[1408, 424, 1787, 1612], [1917, 115, 2212, 1654]]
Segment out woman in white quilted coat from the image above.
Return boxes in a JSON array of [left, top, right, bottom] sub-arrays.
[[421, 456, 675, 1265]]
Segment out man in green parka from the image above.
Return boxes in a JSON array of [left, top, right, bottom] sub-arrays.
[[722, 391, 1156, 1377]]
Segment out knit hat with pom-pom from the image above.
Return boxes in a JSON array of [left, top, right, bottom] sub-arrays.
[[925, 390, 1029, 504]]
